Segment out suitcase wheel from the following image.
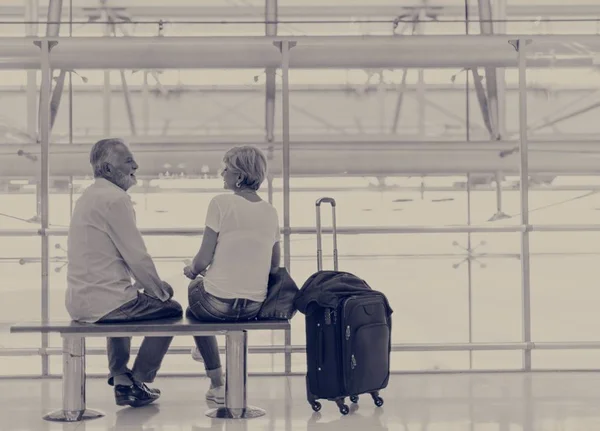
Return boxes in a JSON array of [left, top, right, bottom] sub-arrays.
[[370, 392, 384, 407], [311, 401, 322, 412], [335, 398, 350, 415], [350, 395, 359, 403]]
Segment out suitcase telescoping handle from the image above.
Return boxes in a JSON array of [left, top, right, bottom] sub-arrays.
[[315, 197, 338, 271]]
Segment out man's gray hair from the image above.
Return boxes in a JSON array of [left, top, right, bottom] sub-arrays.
[[90, 138, 125, 178], [223, 145, 268, 191]]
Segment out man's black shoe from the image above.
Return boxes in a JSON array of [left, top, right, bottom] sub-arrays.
[[135, 381, 161, 396], [115, 382, 160, 407]]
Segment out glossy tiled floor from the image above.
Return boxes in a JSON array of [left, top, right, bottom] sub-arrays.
[[4, 372, 600, 430]]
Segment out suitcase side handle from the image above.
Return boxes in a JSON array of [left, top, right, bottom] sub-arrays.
[[315, 197, 338, 271]]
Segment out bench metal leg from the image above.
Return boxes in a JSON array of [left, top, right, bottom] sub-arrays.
[[44, 336, 104, 422], [206, 330, 266, 419]]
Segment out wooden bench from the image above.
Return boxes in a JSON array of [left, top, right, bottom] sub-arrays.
[[11, 318, 290, 422]]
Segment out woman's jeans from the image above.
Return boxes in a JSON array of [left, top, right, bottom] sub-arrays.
[[187, 278, 262, 373]]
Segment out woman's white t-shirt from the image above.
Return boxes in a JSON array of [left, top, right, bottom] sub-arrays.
[[202, 193, 281, 302]]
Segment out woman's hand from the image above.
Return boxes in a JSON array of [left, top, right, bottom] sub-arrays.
[[183, 265, 198, 280]]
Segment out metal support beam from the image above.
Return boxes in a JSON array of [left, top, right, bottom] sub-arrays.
[[0, 35, 599, 69], [417, 70, 426, 137], [493, 0, 507, 137], [530, 99, 600, 132], [103, 24, 111, 135], [279, 41, 294, 273], [477, 0, 501, 140], [142, 72, 149, 135], [103, 71, 111, 135], [36, 37, 53, 377], [34, 0, 63, 225], [8, 138, 600, 177], [488, 171, 510, 221], [119, 70, 137, 136], [25, 0, 39, 141], [45, 0, 66, 134], [3, 35, 600, 70], [49, 70, 66, 130], [265, 0, 286, 374], [470, 68, 493, 136], [265, 0, 277, 205], [414, 12, 426, 137], [289, 102, 349, 134], [378, 70, 385, 133], [0, 82, 593, 93], [30, 0, 61, 228], [511, 37, 533, 371], [391, 70, 409, 134], [528, 89, 600, 131], [279, 40, 295, 377], [6, 3, 600, 20], [45, 0, 62, 38], [391, 18, 419, 135]]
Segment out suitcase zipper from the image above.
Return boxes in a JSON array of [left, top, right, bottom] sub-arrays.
[[340, 297, 357, 392], [316, 323, 323, 372], [336, 309, 345, 394], [341, 295, 384, 390], [346, 325, 357, 370]]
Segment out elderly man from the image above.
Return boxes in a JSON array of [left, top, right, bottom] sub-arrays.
[[66, 138, 182, 408]]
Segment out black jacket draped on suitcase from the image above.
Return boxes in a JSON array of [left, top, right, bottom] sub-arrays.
[[295, 270, 392, 315]]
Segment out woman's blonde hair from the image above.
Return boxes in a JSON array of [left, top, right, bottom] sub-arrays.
[[223, 145, 268, 191]]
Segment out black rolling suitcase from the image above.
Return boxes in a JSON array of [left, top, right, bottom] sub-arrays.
[[296, 197, 393, 415]]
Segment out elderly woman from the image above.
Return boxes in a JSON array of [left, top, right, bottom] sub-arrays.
[[183, 145, 281, 406]]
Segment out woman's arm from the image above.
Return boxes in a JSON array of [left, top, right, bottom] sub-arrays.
[[191, 226, 219, 276], [270, 241, 281, 274]]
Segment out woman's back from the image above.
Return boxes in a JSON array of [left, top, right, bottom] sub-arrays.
[[203, 193, 280, 301]]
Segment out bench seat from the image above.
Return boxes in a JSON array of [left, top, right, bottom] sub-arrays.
[[11, 318, 291, 422], [11, 317, 290, 335]]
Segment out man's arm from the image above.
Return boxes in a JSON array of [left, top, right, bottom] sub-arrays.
[[105, 196, 170, 301]]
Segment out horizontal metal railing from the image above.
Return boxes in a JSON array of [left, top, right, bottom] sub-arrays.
[[8, 370, 600, 380], [4, 224, 600, 238], [2, 226, 525, 236], [4, 341, 600, 358]]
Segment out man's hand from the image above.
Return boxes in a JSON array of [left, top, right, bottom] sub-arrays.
[[183, 265, 197, 280], [161, 281, 174, 299]]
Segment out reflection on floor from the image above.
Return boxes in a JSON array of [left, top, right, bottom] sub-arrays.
[[4, 373, 600, 430]]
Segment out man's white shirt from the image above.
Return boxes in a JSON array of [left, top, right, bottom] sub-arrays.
[[66, 178, 169, 322]]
